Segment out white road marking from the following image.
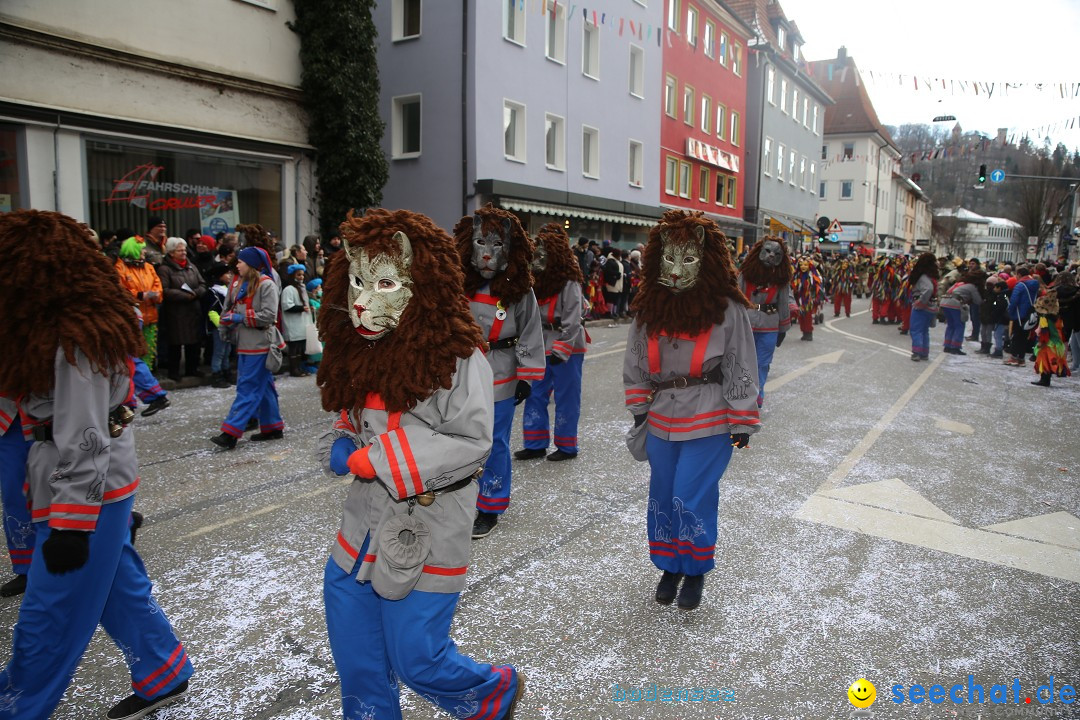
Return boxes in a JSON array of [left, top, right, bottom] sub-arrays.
[[982, 512, 1080, 550], [821, 315, 910, 356], [822, 478, 958, 523], [180, 479, 349, 539], [816, 353, 946, 493], [585, 343, 626, 361], [934, 417, 975, 435], [764, 350, 844, 392]]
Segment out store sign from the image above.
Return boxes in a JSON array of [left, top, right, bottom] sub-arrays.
[[686, 139, 740, 173], [103, 163, 224, 212]]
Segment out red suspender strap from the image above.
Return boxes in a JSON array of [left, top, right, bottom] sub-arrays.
[[472, 293, 504, 343], [646, 327, 713, 377], [543, 297, 557, 323], [764, 286, 778, 304], [647, 334, 661, 375]]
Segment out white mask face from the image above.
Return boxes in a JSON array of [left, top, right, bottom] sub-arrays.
[[345, 232, 414, 341], [657, 225, 704, 293]]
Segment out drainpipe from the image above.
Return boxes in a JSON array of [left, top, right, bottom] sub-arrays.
[[294, 155, 301, 243], [753, 56, 767, 246], [53, 115, 61, 211], [461, 0, 469, 218]]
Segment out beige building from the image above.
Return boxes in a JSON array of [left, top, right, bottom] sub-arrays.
[[0, 0, 317, 241]]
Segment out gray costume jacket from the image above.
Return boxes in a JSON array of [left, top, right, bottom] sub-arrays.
[[623, 305, 762, 441], [0, 396, 15, 435], [536, 280, 587, 361], [20, 349, 139, 530], [221, 278, 281, 354], [738, 276, 792, 334], [468, 285, 545, 401], [911, 275, 938, 311], [318, 348, 494, 594]]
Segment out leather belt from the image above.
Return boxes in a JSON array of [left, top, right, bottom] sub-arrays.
[[541, 322, 562, 332], [413, 469, 481, 507], [488, 336, 519, 350], [31, 424, 52, 442], [30, 406, 135, 442], [755, 303, 779, 314], [647, 368, 724, 401]]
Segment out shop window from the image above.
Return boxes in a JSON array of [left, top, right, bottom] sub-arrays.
[[0, 126, 25, 212], [85, 138, 282, 238]]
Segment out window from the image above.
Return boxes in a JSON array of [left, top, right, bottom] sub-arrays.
[[545, 114, 565, 170], [813, 104, 820, 135], [546, 3, 567, 63], [809, 161, 816, 193], [763, 137, 772, 176], [780, 79, 788, 114], [679, 161, 691, 199], [841, 180, 853, 199], [776, 143, 785, 180], [503, 100, 526, 162], [799, 156, 806, 189], [788, 150, 796, 185], [665, 75, 677, 117], [792, 89, 800, 122], [665, 156, 678, 195], [582, 126, 599, 178], [582, 20, 599, 78], [392, 94, 421, 158], [667, 0, 679, 31], [803, 98, 810, 128], [698, 166, 709, 202], [629, 140, 643, 187], [766, 66, 776, 105], [818, 181, 826, 199], [726, 176, 737, 207], [842, 142, 854, 160], [392, 0, 421, 41], [732, 44, 742, 75], [716, 104, 726, 140], [730, 111, 739, 146], [821, 143, 827, 160], [718, 32, 728, 66], [686, 6, 698, 46], [715, 174, 726, 204], [504, 0, 525, 45], [629, 45, 645, 97], [704, 20, 715, 58], [683, 85, 694, 126], [776, 25, 786, 52], [701, 95, 711, 134]]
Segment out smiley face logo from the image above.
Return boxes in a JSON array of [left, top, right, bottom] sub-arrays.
[[848, 679, 876, 708]]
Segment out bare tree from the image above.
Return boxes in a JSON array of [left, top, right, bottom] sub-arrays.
[[1014, 155, 1078, 257]]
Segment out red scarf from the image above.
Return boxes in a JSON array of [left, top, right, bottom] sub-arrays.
[[176, 257, 188, 269]]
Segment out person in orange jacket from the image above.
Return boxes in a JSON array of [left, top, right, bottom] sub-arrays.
[[114, 237, 164, 368]]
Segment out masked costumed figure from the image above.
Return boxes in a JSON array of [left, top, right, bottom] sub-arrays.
[[317, 209, 524, 720], [854, 254, 870, 298], [737, 237, 792, 408], [515, 223, 588, 462], [907, 252, 939, 361], [831, 257, 857, 318], [1031, 290, 1070, 387], [0, 210, 193, 720], [454, 205, 545, 539], [894, 256, 913, 334], [623, 210, 761, 611], [869, 256, 897, 324], [791, 257, 824, 341]]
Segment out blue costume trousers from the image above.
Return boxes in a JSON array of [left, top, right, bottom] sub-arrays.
[[221, 353, 282, 437], [521, 354, 584, 455], [477, 397, 515, 515], [752, 331, 778, 407], [131, 356, 166, 405], [0, 419, 34, 575], [0, 496, 193, 719], [644, 433, 733, 576], [324, 556, 519, 720], [910, 309, 933, 358], [943, 307, 964, 350]]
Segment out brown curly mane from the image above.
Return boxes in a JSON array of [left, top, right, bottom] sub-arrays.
[[531, 223, 583, 301], [317, 209, 486, 413], [631, 210, 750, 336], [237, 223, 272, 252], [0, 210, 145, 396], [739, 235, 793, 287], [453, 204, 534, 304]]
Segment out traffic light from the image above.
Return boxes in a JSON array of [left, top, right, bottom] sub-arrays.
[[978, 164, 987, 184], [817, 228, 827, 244]]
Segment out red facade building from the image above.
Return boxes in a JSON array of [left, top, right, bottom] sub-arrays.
[[660, 0, 753, 236]]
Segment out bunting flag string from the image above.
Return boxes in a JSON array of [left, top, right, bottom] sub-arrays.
[[817, 65, 1080, 101]]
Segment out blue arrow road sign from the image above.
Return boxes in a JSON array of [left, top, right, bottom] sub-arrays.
[[990, 169, 1005, 183], [830, 233, 839, 242]]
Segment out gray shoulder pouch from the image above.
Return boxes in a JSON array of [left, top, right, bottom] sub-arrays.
[[371, 514, 431, 600]]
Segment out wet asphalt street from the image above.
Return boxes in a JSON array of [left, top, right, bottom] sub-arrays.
[[1, 295, 1077, 720]]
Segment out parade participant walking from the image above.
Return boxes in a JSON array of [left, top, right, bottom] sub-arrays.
[[317, 208, 524, 720], [0, 210, 193, 719], [114, 237, 164, 368], [908, 252, 939, 361], [791, 257, 824, 341], [831, 256, 857, 318], [1031, 290, 1070, 387], [623, 210, 760, 611], [1006, 267, 1041, 367], [894, 256, 913, 334], [211, 246, 285, 449], [515, 223, 587, 462], [869, 256, 897, 324], [940, 273, 982, 355], [737, 237, 791, 407], [0, 395, 35, 597], [454, 204, 544, 539]]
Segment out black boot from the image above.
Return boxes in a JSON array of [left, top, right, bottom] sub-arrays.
[[471, 511, 498, 539], [288, 354, 304, 378], [211, 372, 231, 389], [655, 571, 683, 605], [0, 574, 26, 598], [677, 574, 705, 611], [210, 432, 238, 450], [976, 342, 991, 355], [250, 429, 284, 441], [513, 448, 546, 460], [129, 511, 144, 545], [1032, 373, 1051, 387], [801, 332, 813, 341]]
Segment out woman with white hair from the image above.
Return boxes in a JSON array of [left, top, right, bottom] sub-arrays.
[[157, 237, 207, 381]]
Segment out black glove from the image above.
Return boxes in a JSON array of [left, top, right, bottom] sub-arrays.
[[513, 380, 532, 406], [731, 433, 750, 449], [775, 332, 786, 348], [548, 355, 565, 366], [634, 413, 648, 427], [42, 530, 90, 574]]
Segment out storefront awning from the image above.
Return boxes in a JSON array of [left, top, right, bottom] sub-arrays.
[[500, 198, 655, 227]]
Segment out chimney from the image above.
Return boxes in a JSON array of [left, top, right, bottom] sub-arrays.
[[837, 46, 847, 60]]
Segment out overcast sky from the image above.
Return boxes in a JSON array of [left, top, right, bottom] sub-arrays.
[[779, 0, 1080, 152]]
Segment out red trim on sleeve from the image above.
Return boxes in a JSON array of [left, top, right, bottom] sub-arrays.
[[382, 440, 408, 499], [49, 518, 97, 530], [336, 531, 359, 560], [395, 428, 425, 497], [103, 478, 140, 500]]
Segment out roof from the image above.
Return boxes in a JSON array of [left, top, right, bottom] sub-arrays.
[[933, 207, 991, 223], [806, 52, 898, 151], [728, 0, 831, 102]]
